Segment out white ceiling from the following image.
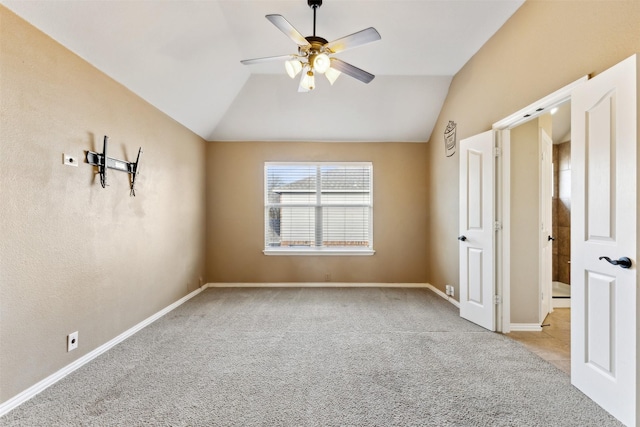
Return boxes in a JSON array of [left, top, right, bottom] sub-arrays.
[[2, 0, 524, 142]]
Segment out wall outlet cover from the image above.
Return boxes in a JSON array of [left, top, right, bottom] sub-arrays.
[[68, 331, 78, 352], [63, 154, 78, 167]]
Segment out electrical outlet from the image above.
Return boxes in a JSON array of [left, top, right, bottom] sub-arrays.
[[67, 331, 78, 352], [63, 154, 78, 167], [445, 285, 455, 297], [325, 273, 331, 282], [449, 286, 455, 298]]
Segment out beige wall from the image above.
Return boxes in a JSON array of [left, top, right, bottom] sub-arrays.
[[0, 6, 206, 403], [508, 116, 553, 324], [205, 141, 429, 284], [3, 0, 639, 408], [426, 1, 640, 301]]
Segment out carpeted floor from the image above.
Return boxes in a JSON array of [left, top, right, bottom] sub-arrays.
[[0, 287, 623, 426]]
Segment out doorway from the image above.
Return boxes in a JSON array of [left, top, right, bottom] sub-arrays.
[[507, 101, 572, 374], [492, 76, 587, 333], [509, 101, 573, 322]]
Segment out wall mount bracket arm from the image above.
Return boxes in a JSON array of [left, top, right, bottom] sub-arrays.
[[85, 135, 143, 196]]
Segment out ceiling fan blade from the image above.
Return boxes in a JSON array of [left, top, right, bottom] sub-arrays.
[[330, 58, 375, 84], [325, 27, 381, 54], [266, 14, 310, 47], [241, 54, 297, 65]]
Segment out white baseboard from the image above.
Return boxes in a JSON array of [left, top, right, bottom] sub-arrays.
[[207, 282, 461, 308], [207, 282, 430, 288], [509, 323, 543, 332], [553, 298, 571, 308], [425, 283, 460, 308], [0, 285, 207, 418]]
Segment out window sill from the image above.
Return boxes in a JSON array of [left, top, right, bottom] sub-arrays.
[[263, 248, 375, 256]]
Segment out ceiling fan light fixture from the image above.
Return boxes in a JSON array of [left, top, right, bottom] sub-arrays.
[[312, 53, 330, 74], [300, 69, 315, 91], [325, 67, 341, 85], [285, 59, 303, 78], [241, 2, 381, 91]]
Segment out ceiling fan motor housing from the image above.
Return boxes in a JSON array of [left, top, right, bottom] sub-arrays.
[[298, 37, 330, 58]]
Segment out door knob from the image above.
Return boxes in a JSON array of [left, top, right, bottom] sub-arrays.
[[548, 235, 555, 241], [458, 235, 467, 241], [599, 256, 632, 269]]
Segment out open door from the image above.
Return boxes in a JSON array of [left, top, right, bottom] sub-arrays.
[[540, 128, 553, 322], [571, 54, 637, 426], [459, 130, 495, 331]]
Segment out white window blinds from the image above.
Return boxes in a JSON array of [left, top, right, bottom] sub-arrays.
[[264, 162, 373, 255]]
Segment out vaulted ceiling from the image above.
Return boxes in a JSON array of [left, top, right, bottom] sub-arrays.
[[2, 0, 524, 142]]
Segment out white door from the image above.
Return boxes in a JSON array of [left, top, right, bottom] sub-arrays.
[[459, 130, 495, 331], [539, 128, 553, 322], [571, 54, 637, 426]]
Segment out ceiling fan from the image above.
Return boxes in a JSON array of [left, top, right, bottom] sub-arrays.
[[240, 0, 381, 92]]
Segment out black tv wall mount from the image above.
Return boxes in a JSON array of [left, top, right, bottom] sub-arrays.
[[85, 135, 143, 196]]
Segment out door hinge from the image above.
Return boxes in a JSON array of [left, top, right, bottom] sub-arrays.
[[494, 295, 502, 305], [493, 147, 502, 157], [494, 221, 503, 231]]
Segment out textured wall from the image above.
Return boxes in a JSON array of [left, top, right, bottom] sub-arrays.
[[205, 141, 429, 284], [0, 6, 206, 403], [425, 0, 640, 300]]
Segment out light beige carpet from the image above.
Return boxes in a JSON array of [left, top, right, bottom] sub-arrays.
[[1, 287, 623, 426]]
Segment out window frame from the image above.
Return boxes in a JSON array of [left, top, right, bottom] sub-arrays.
[[263, 161, 375, 256]]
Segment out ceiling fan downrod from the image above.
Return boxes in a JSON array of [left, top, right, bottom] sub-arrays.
[[308, 0, 322, 37]]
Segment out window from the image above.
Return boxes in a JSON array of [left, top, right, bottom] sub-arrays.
[[264, 162, 374, 255]]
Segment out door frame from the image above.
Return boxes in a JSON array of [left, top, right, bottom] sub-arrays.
[[539, 127, 553, 323], [492, 76, 588, 333]]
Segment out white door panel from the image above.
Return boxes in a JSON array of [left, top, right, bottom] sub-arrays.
[[571, 54, 637, 426], [540, 128, 553, 322], [459, 130, 495, 331]]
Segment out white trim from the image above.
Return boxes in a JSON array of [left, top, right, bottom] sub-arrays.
[[539, 128, 554, 322], [425, 283, 460, 308], [492, 76, 588, 130], [491, 76, 588, 335], [263, 248, 375, 256], [264, 161, 372, 167], [553, 298, 571, 309], [500, 131, 511, 334], [495, 130, 510, 333], [208, 282, 462, 308], [509, 323, 543, 332], [0, 285, 207, 418], [208, 282, 429, 288]]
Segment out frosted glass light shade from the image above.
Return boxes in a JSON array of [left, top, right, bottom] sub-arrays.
[[325, 67, 341, 85], [300, 70, 315, 91], [285, 60, 303, 79], [313, 53, 330, 74]]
